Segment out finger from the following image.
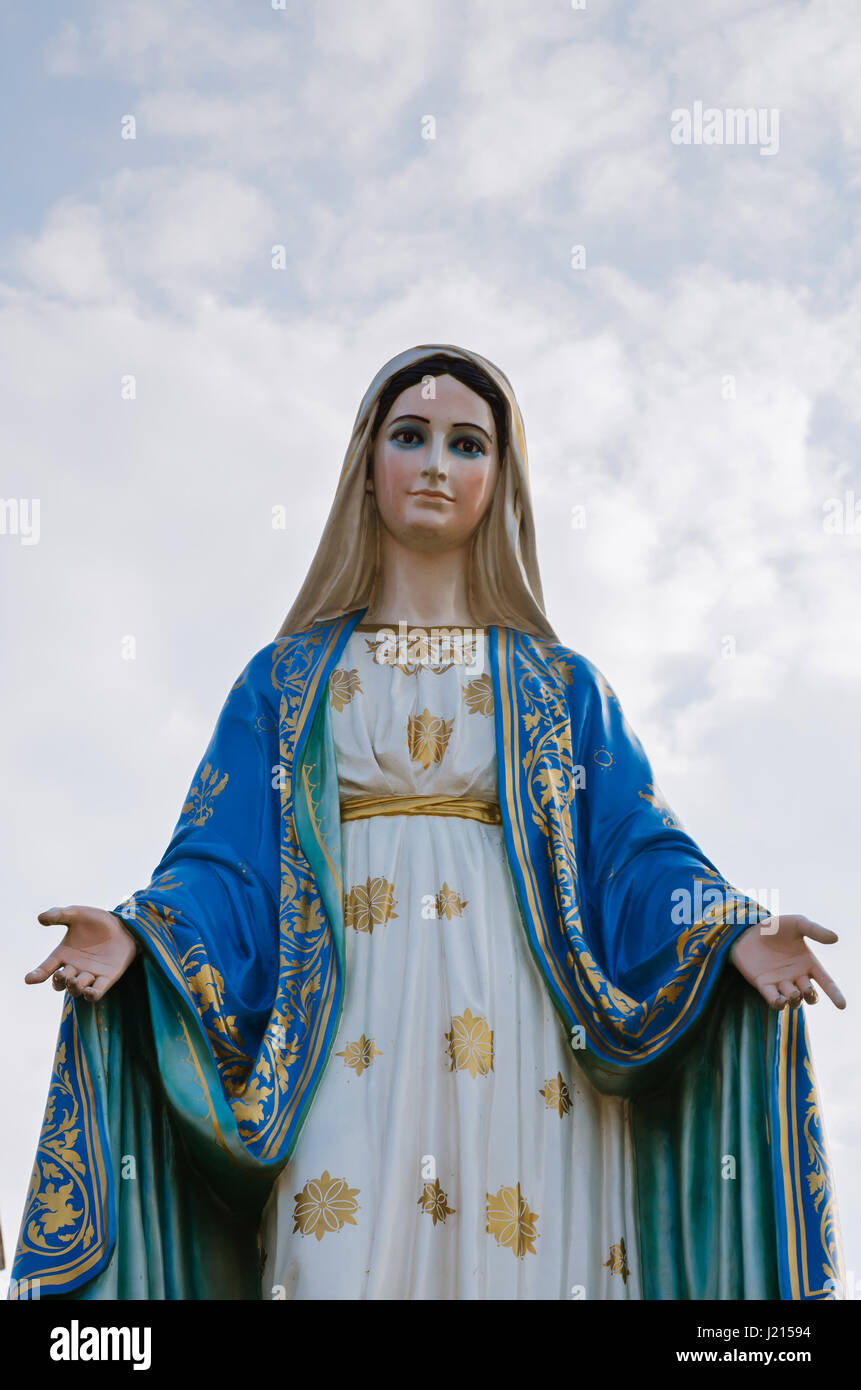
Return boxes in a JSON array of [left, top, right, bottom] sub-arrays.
[[760, 983, 786, 1010], [37, 906, 80, 927], [795, 974, 818, 1005], [809, 962, 846, 1010], [82, 975, 111, 1003], [67, 971, 95, 999], [799, 919, 838, 946], [779, 979, 802, 1007], [52, 965, 78, 992], [25, 949, 66, 984]]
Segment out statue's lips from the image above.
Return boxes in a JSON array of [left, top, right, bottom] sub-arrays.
[[410, 490, 454, 501]]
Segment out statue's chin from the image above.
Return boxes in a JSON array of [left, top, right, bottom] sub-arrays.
[[380, 515, 474, 555]]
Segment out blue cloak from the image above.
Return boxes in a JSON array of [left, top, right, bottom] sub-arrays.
[[11, 611, 844, 1299]]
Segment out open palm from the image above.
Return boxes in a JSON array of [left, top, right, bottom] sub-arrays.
[[25, 904, 139, 1003], [730, 914, 845, 1010]]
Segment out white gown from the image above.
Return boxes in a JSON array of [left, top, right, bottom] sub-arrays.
[[260, 626, 641, 1299]]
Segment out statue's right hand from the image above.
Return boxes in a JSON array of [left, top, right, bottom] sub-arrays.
[[25, 905, 140, 1003]]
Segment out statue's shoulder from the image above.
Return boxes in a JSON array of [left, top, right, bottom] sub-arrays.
[[263, 614, 354, 692], [231, 621, 335, 700], [510, 630, 605, 694], [222, 638, 285, 709]]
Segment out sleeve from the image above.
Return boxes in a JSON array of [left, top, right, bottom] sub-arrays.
[[112, 640, 283, 1074], [570, 655, 771, 1038]]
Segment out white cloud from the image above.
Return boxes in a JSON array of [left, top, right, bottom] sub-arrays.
[[13, 168, 274, 308]]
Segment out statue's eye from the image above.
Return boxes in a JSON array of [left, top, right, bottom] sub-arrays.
[[452, 435, 485, 456], [391, 427, 423, 448]]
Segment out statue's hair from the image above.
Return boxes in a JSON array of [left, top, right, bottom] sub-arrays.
[[277, 343, 557, 641], [368, 353, 509, 462]]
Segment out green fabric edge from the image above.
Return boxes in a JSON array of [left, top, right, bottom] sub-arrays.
[[49, 962, 270, 1300], [631, 968, 781, 1299]]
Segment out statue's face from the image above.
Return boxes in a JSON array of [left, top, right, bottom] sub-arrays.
[[369, 374, 500, 552]]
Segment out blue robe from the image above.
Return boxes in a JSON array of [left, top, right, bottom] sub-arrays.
[[11, 611, 844, 1299]]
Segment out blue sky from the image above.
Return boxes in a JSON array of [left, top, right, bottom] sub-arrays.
[[2, 0, 860, 1292]]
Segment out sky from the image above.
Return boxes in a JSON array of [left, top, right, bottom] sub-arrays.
[[1, 0, 860, 1294]]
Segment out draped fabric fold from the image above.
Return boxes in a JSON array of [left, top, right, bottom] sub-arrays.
[[11, 612, 843, 1299]]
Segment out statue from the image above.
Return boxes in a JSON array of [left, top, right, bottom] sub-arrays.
[[11, 344, 845, 1300]]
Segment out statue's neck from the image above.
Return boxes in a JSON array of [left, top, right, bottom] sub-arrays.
[[364, 532, 475, 628]]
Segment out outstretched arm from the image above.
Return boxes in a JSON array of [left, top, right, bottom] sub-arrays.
[[570, 653, 846, 1018], [24, 638, 283, 1027]]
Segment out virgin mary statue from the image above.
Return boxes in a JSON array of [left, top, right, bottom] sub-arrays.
[[13, 344, 845, 1301]]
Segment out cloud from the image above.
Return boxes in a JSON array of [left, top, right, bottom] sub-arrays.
[[13, 168, 273, 305]]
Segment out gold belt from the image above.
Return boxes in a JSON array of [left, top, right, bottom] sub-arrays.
[[340, 794, 502, 826]]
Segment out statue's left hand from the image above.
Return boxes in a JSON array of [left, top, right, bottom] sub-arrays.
[[730, 914, 846, 1010]]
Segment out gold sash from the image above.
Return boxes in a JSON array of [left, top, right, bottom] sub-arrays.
[[340, 794, 502, 826]]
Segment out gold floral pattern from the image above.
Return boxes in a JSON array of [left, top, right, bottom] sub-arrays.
[[486, 1183, 539, 1257], [38, 1180, 80, 1236], [293, 1170, 360, 1241], [407, 708, 454, 770], [802, 1052, 844, 1291], [463, 673, 494, 716], [434, 882, 468, 920], [673, 881, 754, 965], [604, 1237, 630, 1283], [230, 1074, 272, 1124], [344, 876, 398, 933], [365, 631, 479, 675], [336, 1034, 382, 1077], [182, 762, 228, 826], [445, 1008, 494, 1077], [540, 1072, 572, 1117], [182, 947, 249, 1096], [16, 1005, 97, 1270], [329, 668, 362, 712], [418, 1179, 455, 1227]]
